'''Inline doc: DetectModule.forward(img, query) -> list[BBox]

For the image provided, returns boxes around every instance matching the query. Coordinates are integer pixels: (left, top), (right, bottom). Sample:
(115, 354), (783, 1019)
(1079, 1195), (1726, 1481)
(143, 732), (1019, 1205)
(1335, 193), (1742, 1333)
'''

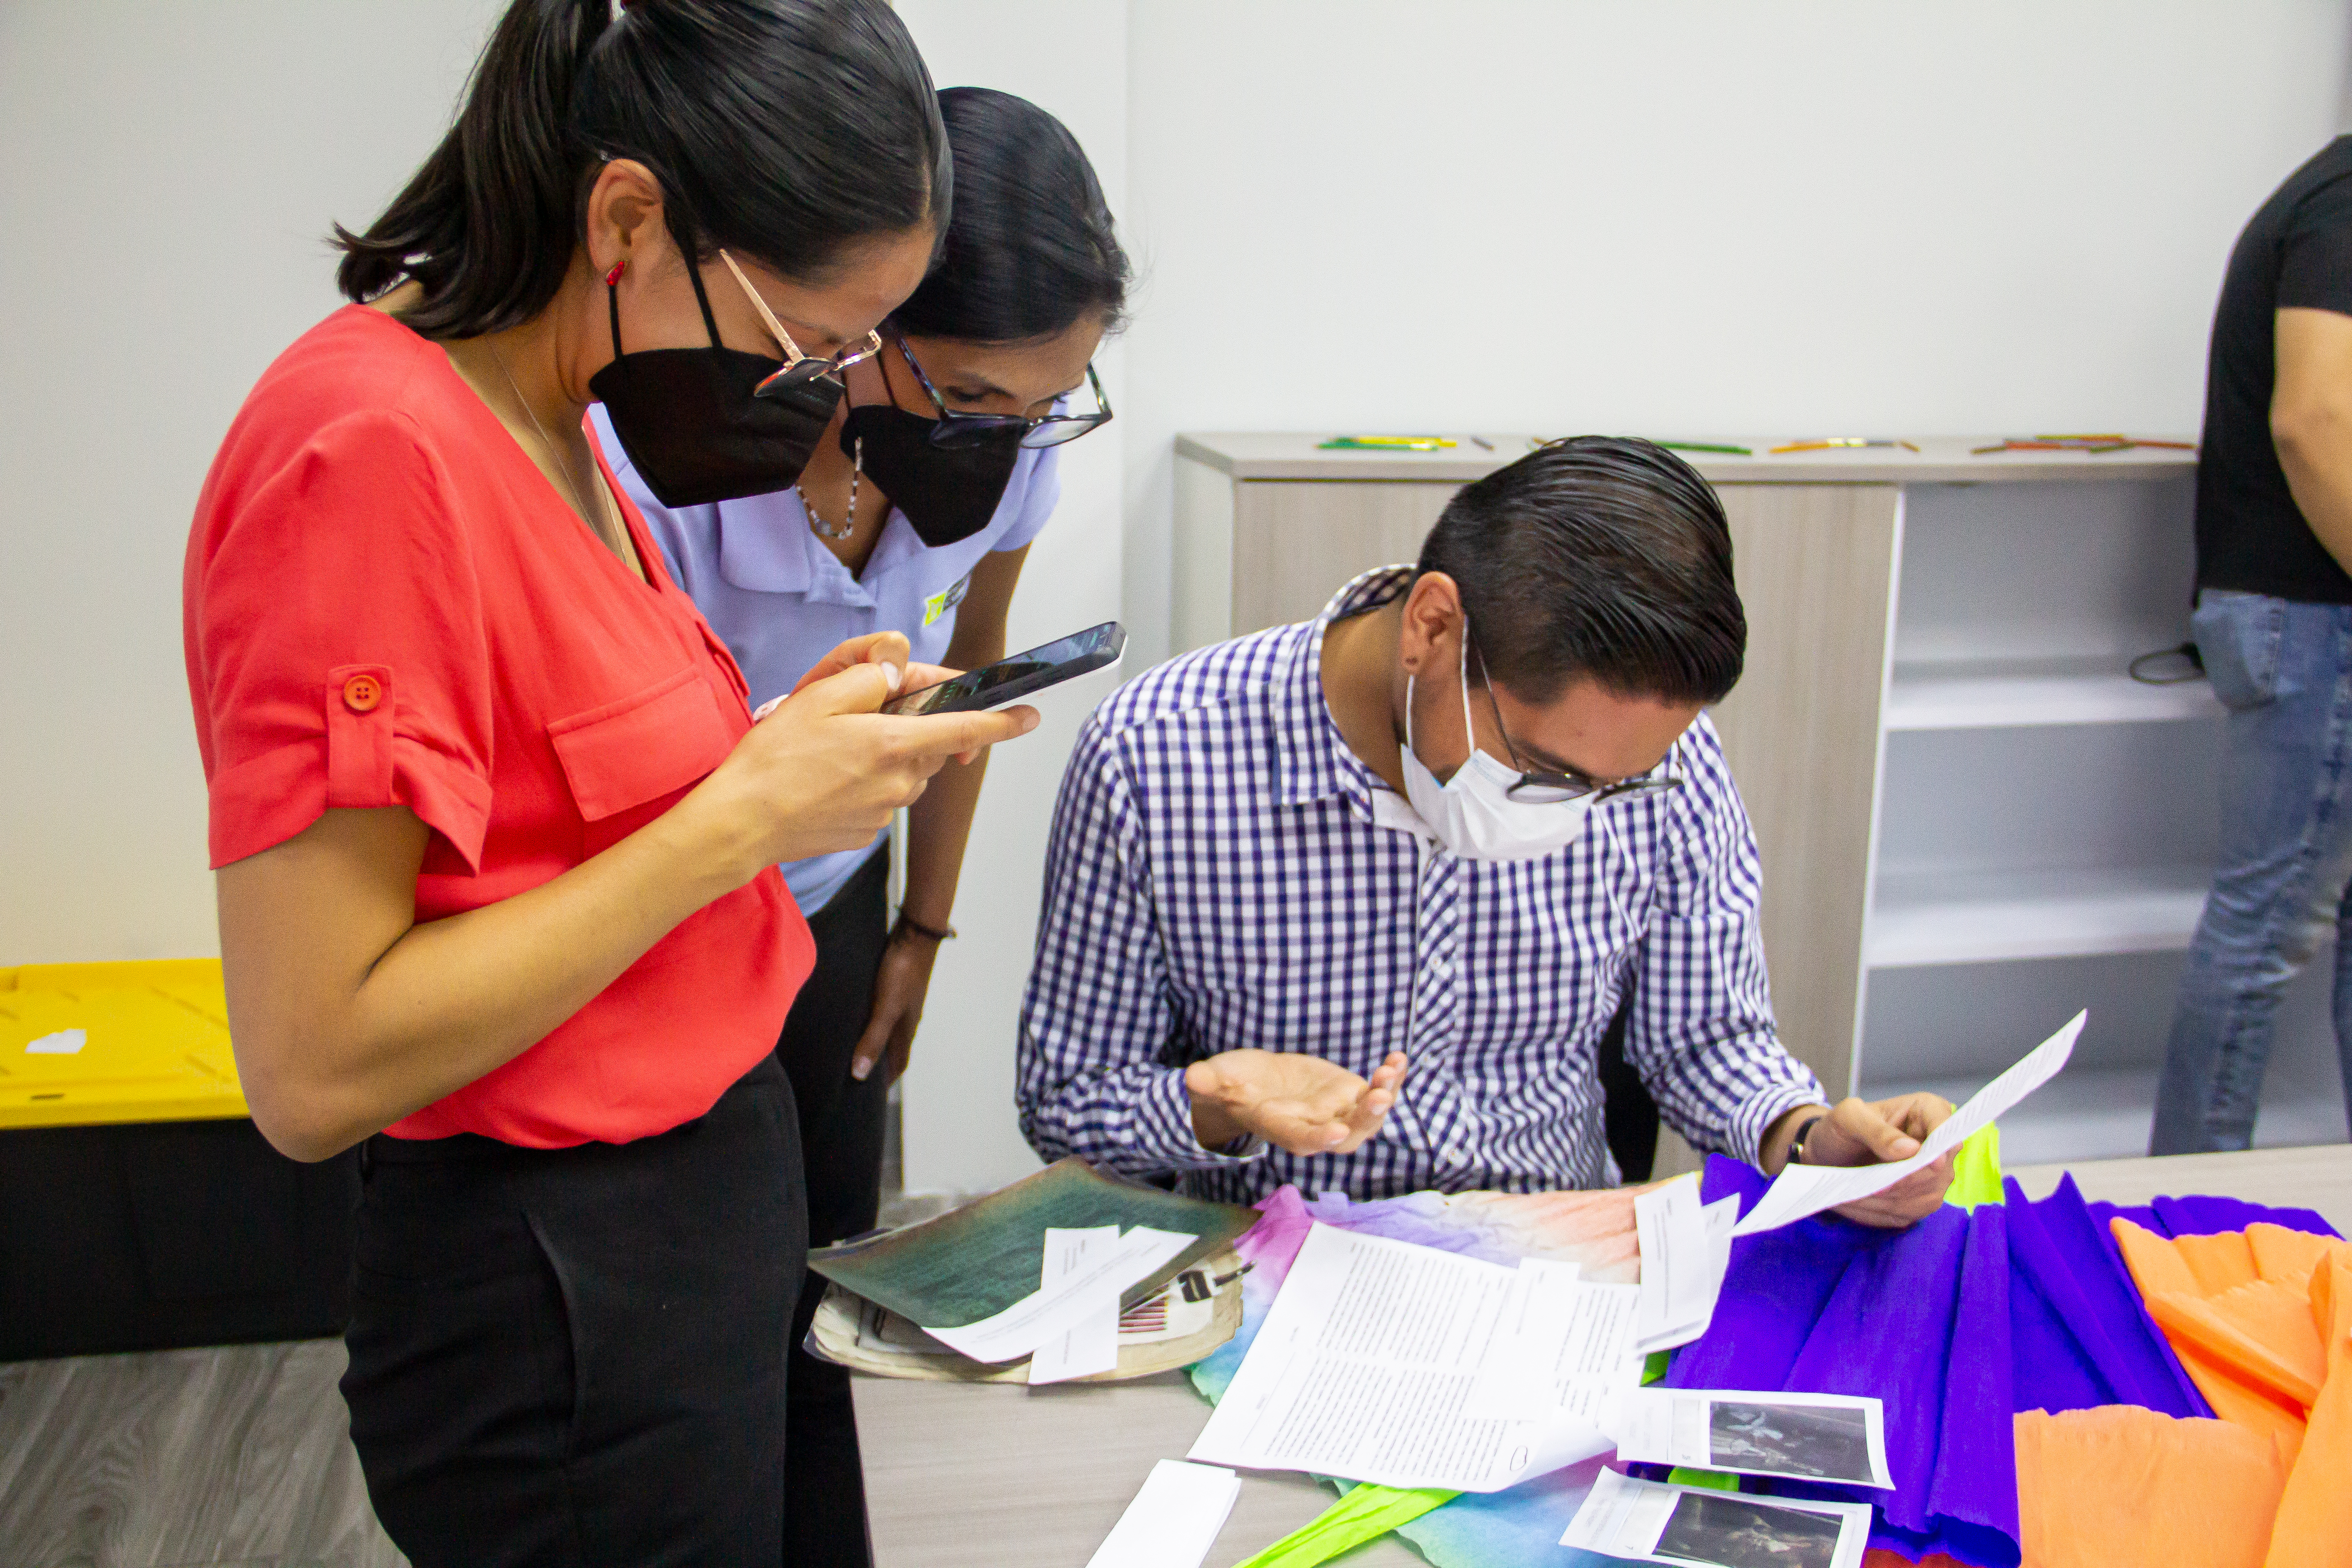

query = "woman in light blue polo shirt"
(591, 86), (1124, 1568)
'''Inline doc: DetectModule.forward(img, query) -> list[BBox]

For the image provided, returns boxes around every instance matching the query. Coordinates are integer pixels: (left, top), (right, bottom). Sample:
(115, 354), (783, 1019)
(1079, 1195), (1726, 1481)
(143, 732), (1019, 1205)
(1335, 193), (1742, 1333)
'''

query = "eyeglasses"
(887, 331), (1113, 450)
(717, 250), (883, 397)
(1469, 637), (1684, 805)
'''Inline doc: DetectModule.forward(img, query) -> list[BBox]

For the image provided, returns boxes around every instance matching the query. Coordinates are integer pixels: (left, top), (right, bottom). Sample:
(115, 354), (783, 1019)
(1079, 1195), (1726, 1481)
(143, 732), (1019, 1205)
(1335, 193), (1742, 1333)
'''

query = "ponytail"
(333, 0), (947, 341)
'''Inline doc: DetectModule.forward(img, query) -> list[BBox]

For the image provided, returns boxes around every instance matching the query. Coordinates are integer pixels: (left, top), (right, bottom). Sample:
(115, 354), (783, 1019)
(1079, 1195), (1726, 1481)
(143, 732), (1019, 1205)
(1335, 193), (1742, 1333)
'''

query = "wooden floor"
(0, 1339), (403, 1568)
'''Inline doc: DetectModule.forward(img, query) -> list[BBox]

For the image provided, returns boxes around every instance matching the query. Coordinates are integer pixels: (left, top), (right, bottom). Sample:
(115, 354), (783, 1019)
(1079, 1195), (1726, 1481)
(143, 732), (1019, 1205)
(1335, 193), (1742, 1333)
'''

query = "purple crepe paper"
(1666, 1156), (2345, 1566)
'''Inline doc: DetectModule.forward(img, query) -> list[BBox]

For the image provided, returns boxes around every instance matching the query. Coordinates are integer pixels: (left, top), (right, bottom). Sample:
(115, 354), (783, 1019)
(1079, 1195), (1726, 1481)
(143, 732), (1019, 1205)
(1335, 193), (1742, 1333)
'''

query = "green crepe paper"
(1225, 1126), (2007, 1567)
(1230, 1483), (1457, 1568)
(1666, 1467), (1740, 1490)
(1947, 1122), (2003, 1210)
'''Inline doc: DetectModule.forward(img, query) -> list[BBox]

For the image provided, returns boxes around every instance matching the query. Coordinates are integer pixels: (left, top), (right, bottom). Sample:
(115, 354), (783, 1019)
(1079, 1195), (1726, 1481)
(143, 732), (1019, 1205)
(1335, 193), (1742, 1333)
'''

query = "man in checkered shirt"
(1019, 438), (1954, 1222)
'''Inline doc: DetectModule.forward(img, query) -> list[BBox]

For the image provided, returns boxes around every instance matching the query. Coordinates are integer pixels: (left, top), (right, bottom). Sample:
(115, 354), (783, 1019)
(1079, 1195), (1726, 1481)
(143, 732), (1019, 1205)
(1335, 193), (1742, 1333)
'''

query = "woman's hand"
(685, 660), (1036, 880)
(850, 931), (940, 1084)
(1185, 1050), (1409, 1157)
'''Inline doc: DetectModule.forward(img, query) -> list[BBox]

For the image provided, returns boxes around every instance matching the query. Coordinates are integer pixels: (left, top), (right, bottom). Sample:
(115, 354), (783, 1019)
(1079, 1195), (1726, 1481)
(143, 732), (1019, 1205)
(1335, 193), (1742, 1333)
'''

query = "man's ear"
(1396, 573), (1462, 677)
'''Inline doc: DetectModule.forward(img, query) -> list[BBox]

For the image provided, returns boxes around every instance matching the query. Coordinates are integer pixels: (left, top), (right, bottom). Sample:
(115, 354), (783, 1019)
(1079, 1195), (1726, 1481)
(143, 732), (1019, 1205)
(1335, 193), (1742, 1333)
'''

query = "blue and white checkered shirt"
(1017, 567), (1826, 1203)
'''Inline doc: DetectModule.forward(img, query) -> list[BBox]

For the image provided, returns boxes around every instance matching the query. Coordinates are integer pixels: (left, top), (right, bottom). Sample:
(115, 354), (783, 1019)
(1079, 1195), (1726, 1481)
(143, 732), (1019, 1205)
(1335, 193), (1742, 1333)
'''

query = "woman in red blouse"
(180, 3), (1030, 1562)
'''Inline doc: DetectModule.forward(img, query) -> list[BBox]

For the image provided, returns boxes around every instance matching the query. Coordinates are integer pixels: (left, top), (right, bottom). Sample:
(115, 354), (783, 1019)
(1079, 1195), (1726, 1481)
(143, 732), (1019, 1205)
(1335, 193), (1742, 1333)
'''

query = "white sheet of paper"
(923, 1225), (1192, 1364)
(1186, 1224), (1617, 1492)
(1635, 1194), (1740, 1355)
(1609, 1387), (1894, 1489)
(1083, 1459), (1241, 1568)
(1732, 1010), (2085, 1238)
(24, 1028), (85, 1055)
(1028, 1225), (1122, 1385)
(1461, 1259), (1642, 1423)
(1561, 1469), (1872, 1568)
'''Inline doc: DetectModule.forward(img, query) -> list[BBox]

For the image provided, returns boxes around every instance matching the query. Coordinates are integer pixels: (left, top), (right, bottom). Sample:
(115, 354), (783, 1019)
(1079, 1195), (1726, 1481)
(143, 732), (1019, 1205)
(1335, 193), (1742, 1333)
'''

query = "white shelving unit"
(1857, 479), (2346, 1158)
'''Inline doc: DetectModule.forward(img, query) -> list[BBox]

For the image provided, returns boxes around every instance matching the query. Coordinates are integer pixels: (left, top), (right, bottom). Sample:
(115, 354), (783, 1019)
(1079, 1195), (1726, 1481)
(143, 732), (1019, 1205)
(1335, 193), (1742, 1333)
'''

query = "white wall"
(889, 2), (1127, 1193)
(0, 0), (505, 965)
(5, 1), (2349, 1194)
(1119, 0), (2352, 663)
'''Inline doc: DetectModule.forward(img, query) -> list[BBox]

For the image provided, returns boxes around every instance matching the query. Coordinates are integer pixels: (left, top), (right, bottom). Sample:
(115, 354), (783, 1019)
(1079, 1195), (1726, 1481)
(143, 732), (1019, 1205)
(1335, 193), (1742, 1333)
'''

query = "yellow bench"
(0, 959), (247, 1129)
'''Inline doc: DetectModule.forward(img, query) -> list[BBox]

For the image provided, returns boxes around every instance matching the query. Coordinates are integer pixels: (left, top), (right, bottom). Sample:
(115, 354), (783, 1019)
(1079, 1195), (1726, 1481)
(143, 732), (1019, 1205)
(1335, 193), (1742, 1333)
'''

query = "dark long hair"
(890, 87), (1128, 344)
(333, 0), (951, 340)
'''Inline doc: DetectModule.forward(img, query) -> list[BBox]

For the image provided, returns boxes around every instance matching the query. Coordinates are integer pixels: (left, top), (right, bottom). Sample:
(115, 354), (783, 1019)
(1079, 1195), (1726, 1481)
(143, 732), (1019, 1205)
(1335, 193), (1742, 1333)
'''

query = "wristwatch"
(1788, 1113), (1828, 1166)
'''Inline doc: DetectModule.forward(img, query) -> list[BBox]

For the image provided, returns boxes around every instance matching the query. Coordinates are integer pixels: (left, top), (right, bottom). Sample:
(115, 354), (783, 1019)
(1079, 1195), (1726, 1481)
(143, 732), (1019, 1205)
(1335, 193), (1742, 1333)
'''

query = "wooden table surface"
(855, 1144), (2352, 1568)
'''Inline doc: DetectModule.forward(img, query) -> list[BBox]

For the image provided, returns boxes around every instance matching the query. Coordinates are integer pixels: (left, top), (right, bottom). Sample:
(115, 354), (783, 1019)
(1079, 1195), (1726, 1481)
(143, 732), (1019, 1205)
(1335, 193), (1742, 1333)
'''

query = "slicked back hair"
(1415, 436), (1746, 706)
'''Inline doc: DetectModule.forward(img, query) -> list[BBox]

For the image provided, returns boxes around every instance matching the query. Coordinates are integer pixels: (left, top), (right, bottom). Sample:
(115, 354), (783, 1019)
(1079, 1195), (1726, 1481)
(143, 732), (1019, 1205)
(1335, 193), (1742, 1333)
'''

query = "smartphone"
(882, 622), (1126, 716)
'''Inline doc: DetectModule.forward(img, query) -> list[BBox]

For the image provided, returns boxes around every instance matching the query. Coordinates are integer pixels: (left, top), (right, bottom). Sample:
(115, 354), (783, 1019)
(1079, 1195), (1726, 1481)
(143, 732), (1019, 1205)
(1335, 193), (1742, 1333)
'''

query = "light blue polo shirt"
(590, 406), (1062, 915)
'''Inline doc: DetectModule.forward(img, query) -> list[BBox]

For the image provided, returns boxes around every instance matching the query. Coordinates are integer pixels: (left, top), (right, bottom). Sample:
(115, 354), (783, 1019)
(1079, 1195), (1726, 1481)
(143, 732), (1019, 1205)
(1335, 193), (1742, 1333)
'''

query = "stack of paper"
(806, 1157), (1256, 1372)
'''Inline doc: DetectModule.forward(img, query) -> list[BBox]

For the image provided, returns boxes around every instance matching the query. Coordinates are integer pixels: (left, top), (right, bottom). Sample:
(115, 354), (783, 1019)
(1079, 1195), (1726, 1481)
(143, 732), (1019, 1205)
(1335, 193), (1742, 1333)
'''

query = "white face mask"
(1398, 630), (1597, 862)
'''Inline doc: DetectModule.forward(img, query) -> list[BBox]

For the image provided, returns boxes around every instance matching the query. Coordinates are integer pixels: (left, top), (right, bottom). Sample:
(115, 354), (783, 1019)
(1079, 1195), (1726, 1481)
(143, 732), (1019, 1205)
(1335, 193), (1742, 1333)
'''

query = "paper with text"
(1083, 1459), (1240, 1568)
(924, 1225), (1191, 1364)
(1461, 1259), (1642, 1423)
(1733, 1011), (2085, 1237)
(1562, 1469), (1872, 1568)
(1028, 1226), (1122, 1385)
(1633, 1180), (1740, 1353)
(1609, 1388), (1893, 1489)
(1186, 1224), (1617, 1491)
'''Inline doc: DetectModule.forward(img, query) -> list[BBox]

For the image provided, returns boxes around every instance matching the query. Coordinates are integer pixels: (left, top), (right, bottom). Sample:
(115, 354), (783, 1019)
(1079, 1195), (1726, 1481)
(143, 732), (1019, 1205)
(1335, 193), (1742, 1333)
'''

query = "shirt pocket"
(548, 666), (738, 856)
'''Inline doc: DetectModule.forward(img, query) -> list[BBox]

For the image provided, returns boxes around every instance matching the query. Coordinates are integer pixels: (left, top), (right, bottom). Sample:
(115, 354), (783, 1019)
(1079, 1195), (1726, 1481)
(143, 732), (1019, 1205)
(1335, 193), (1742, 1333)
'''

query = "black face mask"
(840, 405), (1023, 548)
(587, 263), (840, 508)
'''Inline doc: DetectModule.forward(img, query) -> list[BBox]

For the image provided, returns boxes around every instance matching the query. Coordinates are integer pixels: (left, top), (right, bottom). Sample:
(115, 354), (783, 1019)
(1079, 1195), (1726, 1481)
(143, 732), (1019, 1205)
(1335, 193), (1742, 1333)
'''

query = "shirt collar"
(1273, 564), (1416, 808)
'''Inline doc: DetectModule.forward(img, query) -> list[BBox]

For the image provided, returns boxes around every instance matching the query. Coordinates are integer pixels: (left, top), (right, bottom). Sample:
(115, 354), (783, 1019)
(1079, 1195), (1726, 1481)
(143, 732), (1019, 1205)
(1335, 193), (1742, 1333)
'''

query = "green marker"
(1656, 441), (1754, 456)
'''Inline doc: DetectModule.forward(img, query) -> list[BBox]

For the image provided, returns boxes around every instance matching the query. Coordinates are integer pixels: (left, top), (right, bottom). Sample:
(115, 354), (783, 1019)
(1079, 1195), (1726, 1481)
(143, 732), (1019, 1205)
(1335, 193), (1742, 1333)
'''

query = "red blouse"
(183, 305), (811, 1148)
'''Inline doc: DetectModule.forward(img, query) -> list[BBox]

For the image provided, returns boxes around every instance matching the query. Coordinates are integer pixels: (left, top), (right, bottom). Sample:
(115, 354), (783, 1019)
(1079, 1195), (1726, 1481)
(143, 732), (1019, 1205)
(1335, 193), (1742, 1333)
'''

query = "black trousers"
(341, 1056), (804, 1568)
(778, 847), (893, 1568)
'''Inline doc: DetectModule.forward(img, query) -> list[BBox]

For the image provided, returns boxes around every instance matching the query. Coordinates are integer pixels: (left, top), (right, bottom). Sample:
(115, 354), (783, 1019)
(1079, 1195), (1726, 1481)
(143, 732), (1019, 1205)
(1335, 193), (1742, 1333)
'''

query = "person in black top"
(2153, 136), (2352, 1154)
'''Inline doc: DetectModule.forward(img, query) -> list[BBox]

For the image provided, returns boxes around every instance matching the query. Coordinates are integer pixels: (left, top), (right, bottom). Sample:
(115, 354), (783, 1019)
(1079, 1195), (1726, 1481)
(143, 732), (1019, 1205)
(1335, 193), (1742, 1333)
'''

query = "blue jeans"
(2151, 588), (2352, 1154)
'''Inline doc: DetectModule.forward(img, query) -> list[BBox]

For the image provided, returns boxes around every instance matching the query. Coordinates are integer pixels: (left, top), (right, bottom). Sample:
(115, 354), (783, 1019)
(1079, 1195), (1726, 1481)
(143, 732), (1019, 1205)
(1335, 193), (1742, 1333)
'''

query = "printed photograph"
(1653, 1493), (1844, 1568)
(1709, 1400), (1875, 1483)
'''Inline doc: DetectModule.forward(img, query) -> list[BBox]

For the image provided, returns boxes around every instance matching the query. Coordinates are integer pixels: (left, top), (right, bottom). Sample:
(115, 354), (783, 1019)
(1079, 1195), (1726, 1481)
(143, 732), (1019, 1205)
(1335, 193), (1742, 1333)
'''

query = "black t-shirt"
(2197, 136), (2352, 603)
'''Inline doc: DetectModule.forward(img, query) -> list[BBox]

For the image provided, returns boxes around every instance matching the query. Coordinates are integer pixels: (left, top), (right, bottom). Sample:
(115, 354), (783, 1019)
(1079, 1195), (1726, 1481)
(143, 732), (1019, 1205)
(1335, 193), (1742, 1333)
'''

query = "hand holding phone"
(882, 622), (1126, 716)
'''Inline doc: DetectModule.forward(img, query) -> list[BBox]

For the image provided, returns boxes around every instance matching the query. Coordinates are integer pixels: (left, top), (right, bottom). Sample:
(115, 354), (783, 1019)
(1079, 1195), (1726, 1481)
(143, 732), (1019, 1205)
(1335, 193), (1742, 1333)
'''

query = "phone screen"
(885, 622), (1125, 716)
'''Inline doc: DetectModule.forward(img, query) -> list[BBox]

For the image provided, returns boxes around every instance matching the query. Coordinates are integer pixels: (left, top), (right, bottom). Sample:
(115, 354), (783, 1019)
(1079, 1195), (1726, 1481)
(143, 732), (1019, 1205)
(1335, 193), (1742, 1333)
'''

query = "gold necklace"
(799, 436), (862, 541)
(491, 342), (626, 559)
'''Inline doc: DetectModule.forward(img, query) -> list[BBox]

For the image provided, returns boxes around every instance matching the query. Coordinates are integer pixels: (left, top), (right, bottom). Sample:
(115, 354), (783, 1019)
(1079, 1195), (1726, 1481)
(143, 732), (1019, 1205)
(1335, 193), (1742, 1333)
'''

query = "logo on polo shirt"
(922, 574), (971, 628)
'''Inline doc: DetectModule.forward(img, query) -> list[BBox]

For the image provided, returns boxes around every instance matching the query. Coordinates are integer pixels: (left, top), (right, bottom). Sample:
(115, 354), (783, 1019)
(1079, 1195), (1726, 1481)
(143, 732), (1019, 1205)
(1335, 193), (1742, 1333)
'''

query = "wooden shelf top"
(1175, 432), (2200, 486)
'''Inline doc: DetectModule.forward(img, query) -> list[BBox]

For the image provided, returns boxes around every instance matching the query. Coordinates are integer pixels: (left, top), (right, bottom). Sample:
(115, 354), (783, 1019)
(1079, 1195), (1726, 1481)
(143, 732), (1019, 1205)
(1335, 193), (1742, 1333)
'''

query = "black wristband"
(1788, 1113), (1828, 1166)
(892, 911), (957, 945)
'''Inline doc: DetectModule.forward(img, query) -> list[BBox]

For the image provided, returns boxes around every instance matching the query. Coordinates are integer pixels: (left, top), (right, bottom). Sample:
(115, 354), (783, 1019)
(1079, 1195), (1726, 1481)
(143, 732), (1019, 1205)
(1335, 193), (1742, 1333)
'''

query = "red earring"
(604, 259), (626, 288)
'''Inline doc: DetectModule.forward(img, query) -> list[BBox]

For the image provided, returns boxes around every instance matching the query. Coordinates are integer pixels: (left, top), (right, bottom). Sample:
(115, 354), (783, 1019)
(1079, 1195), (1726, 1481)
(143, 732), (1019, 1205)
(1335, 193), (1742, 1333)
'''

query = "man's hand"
(1763, 1092), (1958, 1229)
(1185, 1050), (1408, 1157)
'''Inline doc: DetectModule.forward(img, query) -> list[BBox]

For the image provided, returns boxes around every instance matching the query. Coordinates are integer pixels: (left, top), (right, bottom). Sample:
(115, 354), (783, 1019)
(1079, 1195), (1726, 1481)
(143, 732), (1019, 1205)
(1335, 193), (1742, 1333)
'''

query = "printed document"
(1186, 1224), (1621, 1491)
(1633, 1178), (1740, 1354)
(1563, 1470), (1872, 1568)
(1733, 1011), (2084, 1237)
(924, 1225), (1191, 1364)
(1028, 1226), (1122, 1385)
(1609, 1387), (1893, 1489)
(1460, 1258), (1642, 1423)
